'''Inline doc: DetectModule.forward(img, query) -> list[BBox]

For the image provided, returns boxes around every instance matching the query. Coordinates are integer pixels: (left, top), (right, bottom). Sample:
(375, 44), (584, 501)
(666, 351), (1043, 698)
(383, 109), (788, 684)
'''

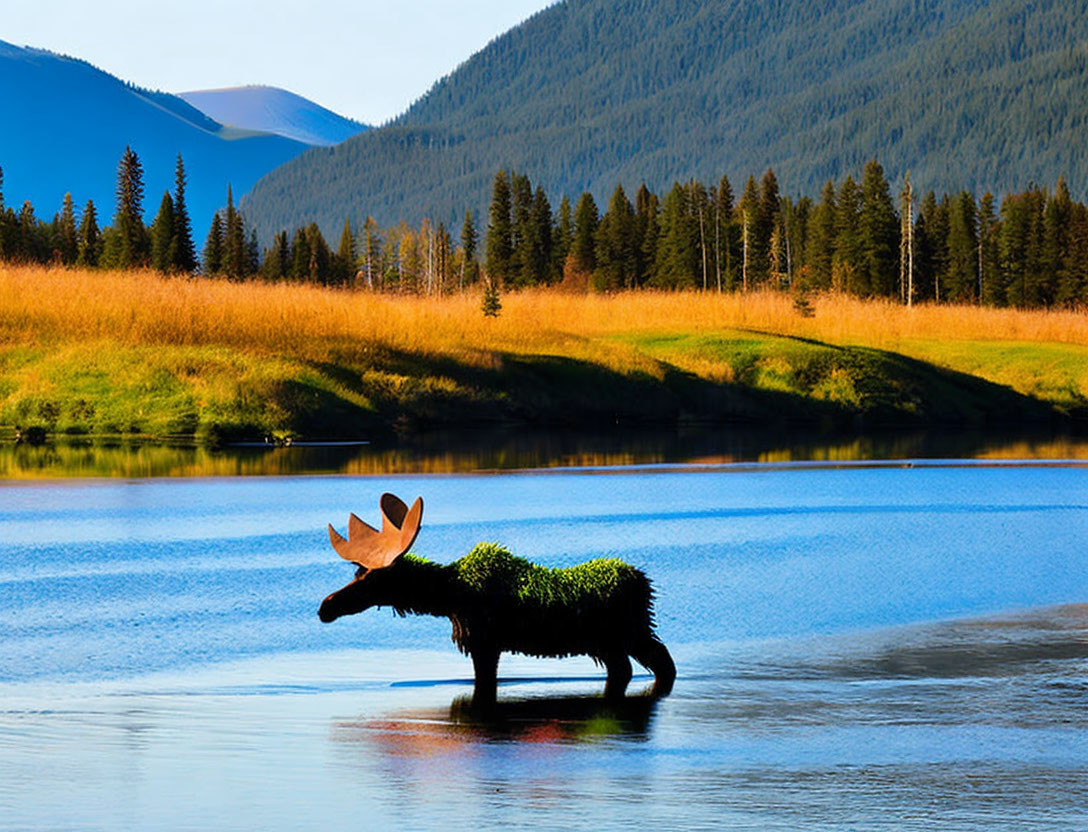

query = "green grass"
(899, 340), (1088, 414)
(447, 544), (639, 607)
(0, 330), (1072, 443)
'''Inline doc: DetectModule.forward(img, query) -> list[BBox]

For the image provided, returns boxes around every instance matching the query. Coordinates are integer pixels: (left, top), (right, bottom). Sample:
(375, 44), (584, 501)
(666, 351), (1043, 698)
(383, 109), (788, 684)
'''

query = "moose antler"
(328, 493), (423, 570)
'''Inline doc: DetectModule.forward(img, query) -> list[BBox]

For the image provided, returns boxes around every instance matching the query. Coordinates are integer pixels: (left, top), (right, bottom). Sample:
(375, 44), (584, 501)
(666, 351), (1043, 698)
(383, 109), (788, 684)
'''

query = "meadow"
(1, 264), (1085, 440)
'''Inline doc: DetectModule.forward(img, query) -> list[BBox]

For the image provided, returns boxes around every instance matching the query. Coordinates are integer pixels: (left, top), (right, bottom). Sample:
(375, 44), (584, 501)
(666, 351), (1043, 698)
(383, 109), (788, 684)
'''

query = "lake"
(2, 460), (1087, 830)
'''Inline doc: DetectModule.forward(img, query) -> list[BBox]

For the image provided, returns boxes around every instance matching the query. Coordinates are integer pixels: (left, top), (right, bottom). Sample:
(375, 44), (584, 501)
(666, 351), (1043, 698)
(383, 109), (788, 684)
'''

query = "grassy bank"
(1, 264), (1084, 441)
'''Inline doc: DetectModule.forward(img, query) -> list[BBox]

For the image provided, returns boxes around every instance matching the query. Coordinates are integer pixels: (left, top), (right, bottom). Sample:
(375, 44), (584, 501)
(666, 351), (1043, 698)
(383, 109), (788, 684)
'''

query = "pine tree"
(737, 175), (761, 290)
(977, 192), (1000, 306)
(77, 199), (100, 268)
(570, 192), (599, 274)
(690, 180), (711, 290)
(16, 200), (43, 263)
(335, 218), (356, 286)
(915, 191), (949, 301)
(1060, 202), (1088, 306)
(57, 193), (78, 265)
(833, 176), (862, 293)
(803, 181), (837, 291)
(554, 195), (573, 276)
(634, 183), (658, 287)
(221, 185), (247, 280)
(998, 189), (1046, 308)
(509, 172), (535, 286)
(246, 229), (260, 276)
(530, 186), (553, 284)
(481, 275), (502, 317)
(945, 191), (978, 303)
(595, 184), (635, 290)
(752, 168), (780, 286)
(713, 175), (736, 291)
(460, 209), (478, 288)
(150, 191), (177, 274)
(171, 154), (196, 273)
(261, 230), (290, 280)
(858, 160), (899, 297)
(203, 212), (224, 275)
(1042, 178), (1073, 306)
(651, 183), (699, 288)
(485, 171), (513, 287)
(113, 146), (148, 268)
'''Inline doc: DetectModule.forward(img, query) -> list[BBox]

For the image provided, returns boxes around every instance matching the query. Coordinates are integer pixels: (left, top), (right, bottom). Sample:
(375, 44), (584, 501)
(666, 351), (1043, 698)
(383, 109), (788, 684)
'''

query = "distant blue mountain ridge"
(179, 86), (366, 147)
(0, 39), (319, 242)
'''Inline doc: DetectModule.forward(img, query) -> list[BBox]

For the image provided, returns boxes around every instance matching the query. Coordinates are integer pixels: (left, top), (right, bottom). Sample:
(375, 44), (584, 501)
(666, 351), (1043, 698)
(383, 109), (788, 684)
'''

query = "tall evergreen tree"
(509, 172), (535, 286)
(803, 181), (837, 290)
(57, 193), (78, 265)
(335, 218), (357, 285)
(635, 184), (659, 287)
(1042, 178), (1073, 306)
(221, 185), (247, 280)
(171, 154), (196, 273)
(833, 176), (863, 293)
(16, 200), (44, 263)
(203, 212), (224, 275)
(977, 192), (1000, 306)
(530, 186), (554, 284)
(261, 230), (291, 280)
(112, 145), (148, 268)
(752, 168), (780, 286)
(77, 199), (100, 267)
(858, 160), (899, 297)
(1059, 202), (1088, 306)
(485, 170), (513, 286)
(713, 175), (736, 291)
(651, 183), (699, 288)
(737, 175), (761, 290)
(945, 191), (978, 303)
(554, 195), (574, 276)
(460, 209), (478, 288)
(915, 191), (949, 301)
(595, 184), (636, 290)
(570, 192), (599, 274)
(150, 191), (177, 274)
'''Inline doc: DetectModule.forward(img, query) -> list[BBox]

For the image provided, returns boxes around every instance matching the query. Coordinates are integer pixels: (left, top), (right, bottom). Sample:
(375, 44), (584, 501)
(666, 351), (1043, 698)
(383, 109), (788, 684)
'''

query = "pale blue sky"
(3, 0), (557, 124)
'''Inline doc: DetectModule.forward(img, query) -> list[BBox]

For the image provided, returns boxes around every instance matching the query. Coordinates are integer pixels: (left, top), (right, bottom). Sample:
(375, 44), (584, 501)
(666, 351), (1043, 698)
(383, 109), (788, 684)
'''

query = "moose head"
(317, 492), (423, 623)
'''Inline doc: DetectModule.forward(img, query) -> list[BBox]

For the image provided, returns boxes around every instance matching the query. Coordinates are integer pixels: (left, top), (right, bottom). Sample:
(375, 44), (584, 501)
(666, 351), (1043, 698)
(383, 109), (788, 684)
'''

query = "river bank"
(2, 265), (1085, 443)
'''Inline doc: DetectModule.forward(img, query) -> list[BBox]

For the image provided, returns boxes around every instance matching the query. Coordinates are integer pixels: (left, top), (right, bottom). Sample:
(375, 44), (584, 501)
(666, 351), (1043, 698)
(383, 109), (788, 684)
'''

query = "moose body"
(317, 496), (675, 704)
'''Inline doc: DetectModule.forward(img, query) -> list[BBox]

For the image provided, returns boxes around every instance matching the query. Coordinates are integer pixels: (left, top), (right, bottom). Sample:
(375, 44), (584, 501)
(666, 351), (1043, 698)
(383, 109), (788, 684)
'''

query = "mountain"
(178, 86), (366, 147)
(0, 40), (308, 240)
(241, 0), (1088, 242)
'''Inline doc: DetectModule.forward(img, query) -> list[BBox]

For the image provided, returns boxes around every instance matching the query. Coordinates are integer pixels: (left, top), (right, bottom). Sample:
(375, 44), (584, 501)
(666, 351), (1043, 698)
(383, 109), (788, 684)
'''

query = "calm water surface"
(2, 464), (1088, 830)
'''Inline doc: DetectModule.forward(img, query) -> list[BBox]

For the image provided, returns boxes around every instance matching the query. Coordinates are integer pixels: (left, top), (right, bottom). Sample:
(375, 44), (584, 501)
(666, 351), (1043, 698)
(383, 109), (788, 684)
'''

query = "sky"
(1, 0), (557, 124)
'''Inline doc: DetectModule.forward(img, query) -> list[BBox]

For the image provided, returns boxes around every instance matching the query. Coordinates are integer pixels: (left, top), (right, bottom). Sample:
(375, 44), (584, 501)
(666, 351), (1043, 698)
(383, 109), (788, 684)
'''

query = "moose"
(318, 493), (676, 704)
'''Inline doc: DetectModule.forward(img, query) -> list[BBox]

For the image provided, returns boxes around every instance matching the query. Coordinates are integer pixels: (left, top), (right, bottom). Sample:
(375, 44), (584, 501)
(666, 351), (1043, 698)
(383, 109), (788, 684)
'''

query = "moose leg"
(603, 653), (633, 700)
(631, 638), (676, 698)
(470, 647), (500, 706)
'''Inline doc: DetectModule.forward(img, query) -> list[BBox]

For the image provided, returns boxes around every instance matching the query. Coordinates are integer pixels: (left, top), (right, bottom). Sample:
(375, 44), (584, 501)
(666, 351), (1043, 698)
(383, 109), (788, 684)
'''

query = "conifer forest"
(3, 151), (1088, 312)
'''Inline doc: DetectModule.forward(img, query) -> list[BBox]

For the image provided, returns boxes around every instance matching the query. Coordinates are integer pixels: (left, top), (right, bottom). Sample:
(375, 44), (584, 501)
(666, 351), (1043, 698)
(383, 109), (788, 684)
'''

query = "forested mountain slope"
(241, 0), (1088, 240)
(0, 41), (307, 237)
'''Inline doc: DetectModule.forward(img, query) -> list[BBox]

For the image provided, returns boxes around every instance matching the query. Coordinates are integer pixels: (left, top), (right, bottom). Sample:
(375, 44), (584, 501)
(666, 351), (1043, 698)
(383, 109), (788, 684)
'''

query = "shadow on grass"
(288, 335), (1061, 438)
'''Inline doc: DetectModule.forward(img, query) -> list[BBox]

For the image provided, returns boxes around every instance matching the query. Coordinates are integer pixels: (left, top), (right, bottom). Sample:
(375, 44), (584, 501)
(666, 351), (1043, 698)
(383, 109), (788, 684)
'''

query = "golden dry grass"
(4, 263), (1088, 359)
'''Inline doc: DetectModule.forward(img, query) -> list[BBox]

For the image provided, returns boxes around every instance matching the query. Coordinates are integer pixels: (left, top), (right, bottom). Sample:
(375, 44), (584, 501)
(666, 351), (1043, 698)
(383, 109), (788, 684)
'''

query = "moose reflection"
(318, 493), (676, 705)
